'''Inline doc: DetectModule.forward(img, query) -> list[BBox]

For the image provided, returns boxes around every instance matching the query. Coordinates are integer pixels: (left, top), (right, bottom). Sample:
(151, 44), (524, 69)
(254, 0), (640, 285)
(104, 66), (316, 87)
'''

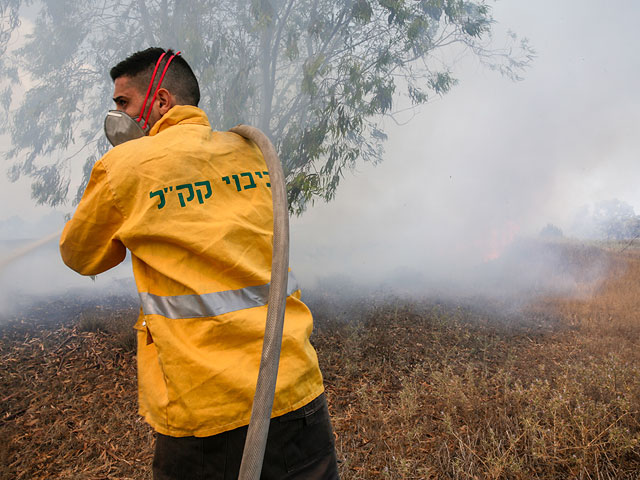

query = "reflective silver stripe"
(139, 271), (299, 319)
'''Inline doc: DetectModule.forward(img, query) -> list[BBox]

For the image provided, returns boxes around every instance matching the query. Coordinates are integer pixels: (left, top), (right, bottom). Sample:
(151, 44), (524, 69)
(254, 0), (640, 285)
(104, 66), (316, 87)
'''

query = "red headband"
(137, 51), (182, 129)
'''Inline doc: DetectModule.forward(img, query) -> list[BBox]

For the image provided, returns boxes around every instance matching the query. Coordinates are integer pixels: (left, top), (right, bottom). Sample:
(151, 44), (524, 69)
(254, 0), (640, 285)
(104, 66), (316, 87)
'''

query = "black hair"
(110, 47), (200, 106)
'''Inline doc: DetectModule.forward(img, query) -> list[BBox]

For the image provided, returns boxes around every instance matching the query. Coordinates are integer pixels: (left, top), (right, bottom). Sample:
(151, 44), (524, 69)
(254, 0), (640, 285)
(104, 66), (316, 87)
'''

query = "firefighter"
(60, 47), (339, 479)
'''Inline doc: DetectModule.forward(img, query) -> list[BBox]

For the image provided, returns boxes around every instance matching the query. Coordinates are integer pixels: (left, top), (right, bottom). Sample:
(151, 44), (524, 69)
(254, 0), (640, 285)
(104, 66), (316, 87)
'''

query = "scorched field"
(1, 241), (639, 479)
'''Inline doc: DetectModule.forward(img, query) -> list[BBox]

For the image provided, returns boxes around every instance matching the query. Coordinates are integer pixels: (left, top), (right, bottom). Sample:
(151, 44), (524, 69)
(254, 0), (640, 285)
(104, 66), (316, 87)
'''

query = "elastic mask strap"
(142, 51), (182, 129)
(137, 52), (167, 124)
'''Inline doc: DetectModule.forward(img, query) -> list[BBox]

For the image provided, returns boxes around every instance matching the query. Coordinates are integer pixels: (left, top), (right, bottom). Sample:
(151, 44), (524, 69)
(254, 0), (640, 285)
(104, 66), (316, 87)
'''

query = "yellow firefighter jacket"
(60, 105), (325, 437)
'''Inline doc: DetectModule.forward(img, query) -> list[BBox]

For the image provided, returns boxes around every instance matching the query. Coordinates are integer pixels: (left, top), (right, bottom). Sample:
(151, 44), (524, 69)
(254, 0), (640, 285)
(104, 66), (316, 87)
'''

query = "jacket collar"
(148, 105), (210, 136)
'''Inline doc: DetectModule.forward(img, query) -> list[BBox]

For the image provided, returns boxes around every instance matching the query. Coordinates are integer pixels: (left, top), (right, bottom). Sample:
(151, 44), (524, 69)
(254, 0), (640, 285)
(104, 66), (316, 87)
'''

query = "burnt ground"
(2, 242), (640, 479)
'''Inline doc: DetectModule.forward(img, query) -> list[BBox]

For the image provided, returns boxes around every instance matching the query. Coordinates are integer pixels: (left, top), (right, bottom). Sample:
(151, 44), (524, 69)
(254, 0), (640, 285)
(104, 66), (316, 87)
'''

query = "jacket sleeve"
(60, 159), (127, 276)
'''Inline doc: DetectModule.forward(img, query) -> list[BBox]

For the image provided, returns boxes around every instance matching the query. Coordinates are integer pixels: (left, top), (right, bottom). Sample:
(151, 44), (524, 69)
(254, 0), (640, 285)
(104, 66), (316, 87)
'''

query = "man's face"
(112, 76), (145, 119)
(112, 75), (162, 130)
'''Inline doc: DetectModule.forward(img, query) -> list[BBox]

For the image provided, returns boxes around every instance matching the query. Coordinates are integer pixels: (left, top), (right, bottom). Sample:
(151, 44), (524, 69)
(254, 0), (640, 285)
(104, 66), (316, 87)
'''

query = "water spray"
(0, 230), (63, 271)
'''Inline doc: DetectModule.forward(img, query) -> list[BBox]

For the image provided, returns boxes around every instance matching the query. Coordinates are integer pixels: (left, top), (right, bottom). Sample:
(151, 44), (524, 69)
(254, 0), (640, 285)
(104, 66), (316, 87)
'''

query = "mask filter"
(104, 110), (148, 147)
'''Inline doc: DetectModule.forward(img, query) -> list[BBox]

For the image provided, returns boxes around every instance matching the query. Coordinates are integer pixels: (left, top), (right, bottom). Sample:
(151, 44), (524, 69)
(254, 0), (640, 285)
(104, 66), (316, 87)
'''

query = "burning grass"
(1, 242), (640, 479)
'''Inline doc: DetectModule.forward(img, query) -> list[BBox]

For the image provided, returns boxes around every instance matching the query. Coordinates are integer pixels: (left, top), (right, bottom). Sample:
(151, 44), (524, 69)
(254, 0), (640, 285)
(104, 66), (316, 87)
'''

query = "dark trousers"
(153, 394), (339, 479)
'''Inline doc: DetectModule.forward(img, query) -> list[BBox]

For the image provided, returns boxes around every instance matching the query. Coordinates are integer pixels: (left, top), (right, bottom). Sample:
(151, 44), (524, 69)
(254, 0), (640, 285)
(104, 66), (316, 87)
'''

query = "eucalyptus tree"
(1, 0), (533, 213)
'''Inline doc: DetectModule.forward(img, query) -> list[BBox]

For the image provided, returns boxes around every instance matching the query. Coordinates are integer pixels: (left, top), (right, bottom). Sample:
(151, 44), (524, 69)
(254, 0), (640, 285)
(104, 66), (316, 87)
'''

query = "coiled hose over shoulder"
(229, 125), (290, 480)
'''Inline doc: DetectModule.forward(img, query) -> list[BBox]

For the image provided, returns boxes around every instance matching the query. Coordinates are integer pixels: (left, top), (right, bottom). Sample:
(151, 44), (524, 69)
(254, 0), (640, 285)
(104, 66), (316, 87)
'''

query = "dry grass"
(315, 242), (640, 479)
(317, 307), (640, 479)
(0, 303), (151, 480)
(1, 242), (640, 479)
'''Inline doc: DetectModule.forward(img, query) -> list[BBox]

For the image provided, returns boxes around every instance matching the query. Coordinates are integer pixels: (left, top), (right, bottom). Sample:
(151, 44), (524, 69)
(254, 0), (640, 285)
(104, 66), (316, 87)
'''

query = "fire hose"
(0, 126), (289, 479)
(231, 125), (289, 480)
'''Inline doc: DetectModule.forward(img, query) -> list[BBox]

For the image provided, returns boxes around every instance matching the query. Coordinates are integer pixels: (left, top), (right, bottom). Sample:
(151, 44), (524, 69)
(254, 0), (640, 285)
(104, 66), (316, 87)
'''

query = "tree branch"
(136, 0), (157, 45)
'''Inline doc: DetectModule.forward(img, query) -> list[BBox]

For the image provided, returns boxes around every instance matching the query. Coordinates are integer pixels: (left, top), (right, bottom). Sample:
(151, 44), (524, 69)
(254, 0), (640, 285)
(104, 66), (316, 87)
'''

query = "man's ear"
(156, 88), (175, 115)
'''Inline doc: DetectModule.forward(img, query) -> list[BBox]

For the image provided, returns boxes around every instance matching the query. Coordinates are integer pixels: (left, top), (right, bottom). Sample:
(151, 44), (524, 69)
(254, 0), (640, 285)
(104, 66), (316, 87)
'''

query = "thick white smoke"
(1, 0), (639, 320)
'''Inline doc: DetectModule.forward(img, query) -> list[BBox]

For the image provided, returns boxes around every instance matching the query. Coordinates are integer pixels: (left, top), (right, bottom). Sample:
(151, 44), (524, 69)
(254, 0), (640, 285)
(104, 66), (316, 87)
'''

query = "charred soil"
(1, 242), (640, 479)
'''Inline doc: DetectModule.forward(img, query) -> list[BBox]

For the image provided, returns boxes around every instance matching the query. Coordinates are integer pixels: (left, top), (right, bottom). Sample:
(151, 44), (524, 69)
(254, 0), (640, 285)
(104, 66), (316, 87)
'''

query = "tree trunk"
(258, 19), (275, 135)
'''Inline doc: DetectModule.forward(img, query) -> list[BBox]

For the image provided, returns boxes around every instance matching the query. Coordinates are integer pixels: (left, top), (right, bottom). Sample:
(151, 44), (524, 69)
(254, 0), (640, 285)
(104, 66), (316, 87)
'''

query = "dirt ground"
(1, 241), (639, 479)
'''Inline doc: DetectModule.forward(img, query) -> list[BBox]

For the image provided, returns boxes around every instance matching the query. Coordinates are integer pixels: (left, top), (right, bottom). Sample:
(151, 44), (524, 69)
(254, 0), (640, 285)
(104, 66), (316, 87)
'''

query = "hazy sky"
(1, 0), (639, 289)
(291, 0), (640, 280)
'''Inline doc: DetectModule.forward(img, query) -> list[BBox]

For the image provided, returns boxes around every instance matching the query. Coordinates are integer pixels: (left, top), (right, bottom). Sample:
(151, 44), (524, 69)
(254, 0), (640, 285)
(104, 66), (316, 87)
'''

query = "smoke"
(2, 0), (639, 321)
(288, 0), (639, 307)
(0, 216), (136, 323)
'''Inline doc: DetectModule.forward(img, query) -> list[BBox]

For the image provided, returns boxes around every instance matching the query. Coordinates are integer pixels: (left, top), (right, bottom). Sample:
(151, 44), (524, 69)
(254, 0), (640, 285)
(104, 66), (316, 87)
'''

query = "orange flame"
(484, 221), (519, 262)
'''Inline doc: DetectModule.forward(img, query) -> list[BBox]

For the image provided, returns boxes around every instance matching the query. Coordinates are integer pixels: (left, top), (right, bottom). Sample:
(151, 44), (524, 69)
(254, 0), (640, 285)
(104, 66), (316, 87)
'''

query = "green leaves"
(371, 80), (395, 114)
(378, 0), (409, 25)
(352, 0), (373, 24)
(30, 164), (69, 207)
(0, 0), (533, 214)
(429, 72), (458, 95)
(408, 84), (428, 105)
(302, 54), (326, 96)
(460, 2), (491, 37)
(407, 16), (428, 41)
(420, 0), (443, 21)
